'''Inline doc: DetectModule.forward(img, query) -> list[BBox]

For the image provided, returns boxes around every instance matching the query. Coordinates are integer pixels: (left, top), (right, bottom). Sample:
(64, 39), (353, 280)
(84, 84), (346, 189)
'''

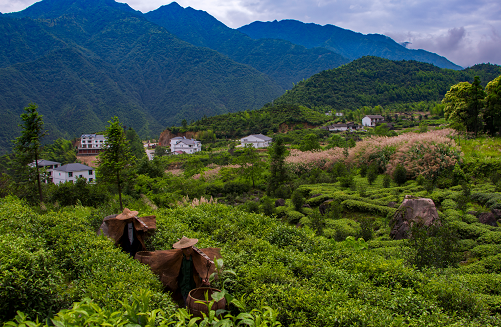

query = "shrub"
(367, 163), (378, 185)
(382, 174), (391, 188)
(338, 174), (355, 188)
(291, 189), (305, 211)
(324, 218), (361, 241)
(393, 164), (407, 185)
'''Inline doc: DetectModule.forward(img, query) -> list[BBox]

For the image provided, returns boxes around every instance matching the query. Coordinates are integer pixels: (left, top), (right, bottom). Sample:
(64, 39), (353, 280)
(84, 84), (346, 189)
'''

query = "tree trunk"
(34, 148), (43, 203)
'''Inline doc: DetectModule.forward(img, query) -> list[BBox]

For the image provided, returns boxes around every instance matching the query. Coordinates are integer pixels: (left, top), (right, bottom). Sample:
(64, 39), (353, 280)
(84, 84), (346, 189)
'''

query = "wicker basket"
(187, 287), (226, 318)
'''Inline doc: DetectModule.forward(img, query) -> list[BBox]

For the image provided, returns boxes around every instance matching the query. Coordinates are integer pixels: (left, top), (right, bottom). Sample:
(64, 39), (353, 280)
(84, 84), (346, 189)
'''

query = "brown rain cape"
(99, 214), (157, 251)
(135, 248), (221, 294)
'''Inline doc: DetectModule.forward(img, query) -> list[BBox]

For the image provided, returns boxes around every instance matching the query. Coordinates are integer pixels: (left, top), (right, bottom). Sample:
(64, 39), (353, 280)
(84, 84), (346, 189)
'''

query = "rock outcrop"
(390, 196), (440, 240)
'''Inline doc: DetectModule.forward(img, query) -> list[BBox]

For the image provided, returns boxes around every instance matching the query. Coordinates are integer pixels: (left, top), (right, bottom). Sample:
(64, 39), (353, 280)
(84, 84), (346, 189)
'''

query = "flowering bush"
(346, 129), (460, 179)
(285, 148), (344, 174)
(386, 130), (461, 179)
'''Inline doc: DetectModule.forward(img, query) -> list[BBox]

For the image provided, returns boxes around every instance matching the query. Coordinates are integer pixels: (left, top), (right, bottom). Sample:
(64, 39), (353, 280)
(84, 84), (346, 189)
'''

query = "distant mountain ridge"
(144, 3), (349, 90)
(0, 0), (283, 154)
(0, 0), (469, 155)
(238, 19), (462, 70)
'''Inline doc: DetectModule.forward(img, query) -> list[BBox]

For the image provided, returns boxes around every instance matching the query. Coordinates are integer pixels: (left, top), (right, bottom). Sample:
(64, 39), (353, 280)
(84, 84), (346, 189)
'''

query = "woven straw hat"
(173, 236), (198, 249)
(116, 208), (139, 220)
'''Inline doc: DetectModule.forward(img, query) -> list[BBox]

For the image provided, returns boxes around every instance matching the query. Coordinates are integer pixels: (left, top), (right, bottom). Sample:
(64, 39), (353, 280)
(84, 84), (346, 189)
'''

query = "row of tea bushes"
(147, 203), (501, 326)
(0, 196), (173, 322)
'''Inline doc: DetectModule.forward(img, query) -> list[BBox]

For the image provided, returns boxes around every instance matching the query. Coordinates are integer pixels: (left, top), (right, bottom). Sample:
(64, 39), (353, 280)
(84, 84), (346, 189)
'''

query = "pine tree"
(96, 117), (135, 211)
(12, 103), (47, 203)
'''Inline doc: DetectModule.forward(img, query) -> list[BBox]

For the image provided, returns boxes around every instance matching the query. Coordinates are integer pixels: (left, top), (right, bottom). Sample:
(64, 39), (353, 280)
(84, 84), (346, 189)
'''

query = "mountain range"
(0, 0), (470, 154)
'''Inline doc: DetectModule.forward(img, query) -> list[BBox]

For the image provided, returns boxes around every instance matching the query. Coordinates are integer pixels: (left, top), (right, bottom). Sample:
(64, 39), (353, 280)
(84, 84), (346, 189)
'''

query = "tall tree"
(442, 77), (485, 136)
(468, 76), (485, 136)
(267, 137), (288, 196)
(484, 75), (501, 136)
(236, 144), (266, 188)
(12, 103), (47, 203)
(126, 127), (146, 160)
(97, 117), (135, 211)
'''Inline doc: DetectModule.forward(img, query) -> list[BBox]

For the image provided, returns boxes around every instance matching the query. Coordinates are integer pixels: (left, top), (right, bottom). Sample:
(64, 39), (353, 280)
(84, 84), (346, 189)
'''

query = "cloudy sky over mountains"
(2, 0), (500, 68)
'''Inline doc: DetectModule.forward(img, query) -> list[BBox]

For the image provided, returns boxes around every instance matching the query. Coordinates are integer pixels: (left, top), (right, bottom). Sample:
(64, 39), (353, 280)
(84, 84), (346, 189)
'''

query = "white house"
(325, 122), (359, 132)
(30, 159), (61, 184)
(52, 163), (95, 184)
(170, 136), (202, 154)
(240, 134), (273, 148)
(362, 115), (385, 127)
(78, 134), (106, 155)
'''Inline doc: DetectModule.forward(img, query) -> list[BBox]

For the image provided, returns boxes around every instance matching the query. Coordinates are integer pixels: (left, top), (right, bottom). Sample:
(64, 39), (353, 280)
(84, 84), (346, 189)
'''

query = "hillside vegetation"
(274, 57), (501, 111)
(238, 19), (462, 69)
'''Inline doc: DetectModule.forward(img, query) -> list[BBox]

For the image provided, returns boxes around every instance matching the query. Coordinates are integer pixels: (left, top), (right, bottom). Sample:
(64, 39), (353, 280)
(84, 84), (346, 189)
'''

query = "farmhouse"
(30, 159), (61, 184)
(323, 122), (360, 132)
(78, 134), (106, 155)
(362, 115), (385, 127)
(170, 136), (202, 154)
(52, 163), (95, 184)
(240, 134), (273, 148)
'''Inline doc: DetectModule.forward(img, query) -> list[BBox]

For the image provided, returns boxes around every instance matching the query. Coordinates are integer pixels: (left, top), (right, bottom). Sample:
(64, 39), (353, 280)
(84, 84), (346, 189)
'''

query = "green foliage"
(267, 138), (288, 196)
(405, 220), (461, 268)
(382, 174), (391, 188)
(96, 117), (135, 211)
(392, 164), (407, 186)
(299, 133), (321, 151)
(366, 162), (378, 185)
(41, 138), (76, 165)
(126, 127), (146, 160)
(324, 218), (361, 241)
(274, 57), (501, 112)
(11, 103), (47, 203)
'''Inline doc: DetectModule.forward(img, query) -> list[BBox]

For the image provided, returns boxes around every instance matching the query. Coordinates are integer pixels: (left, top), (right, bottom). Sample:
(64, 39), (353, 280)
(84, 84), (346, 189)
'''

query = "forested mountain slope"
(238, 19), (462, 70)
(0, 0), (283, 154)
(274, 57), (501, 110)
(144, 3), (349, 90)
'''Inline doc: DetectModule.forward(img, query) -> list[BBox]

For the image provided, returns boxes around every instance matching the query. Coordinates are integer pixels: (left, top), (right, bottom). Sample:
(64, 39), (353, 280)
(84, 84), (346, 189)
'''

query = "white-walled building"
(30, 160), (61, 184)
(170, 136), (202, 154)
(362, 115), (385, 127)
(78, 134), (106, 155)
(324, 122), (359, 132)
(52, 163), (95, 184)
(240, 134), (273, 148)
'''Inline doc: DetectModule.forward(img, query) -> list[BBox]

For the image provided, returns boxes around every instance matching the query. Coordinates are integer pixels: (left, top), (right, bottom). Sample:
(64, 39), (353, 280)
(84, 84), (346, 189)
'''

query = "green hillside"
(0, 0), (283, 154)
(274, 57), (501, 110)
(145, 3), (349, 90)
(186, 104), (330, 138)
(238, 19), (462, 70)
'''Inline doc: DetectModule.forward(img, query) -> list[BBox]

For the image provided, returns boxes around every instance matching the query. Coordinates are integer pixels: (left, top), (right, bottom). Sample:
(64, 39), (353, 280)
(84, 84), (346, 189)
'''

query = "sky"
(1, 0), (500, 68)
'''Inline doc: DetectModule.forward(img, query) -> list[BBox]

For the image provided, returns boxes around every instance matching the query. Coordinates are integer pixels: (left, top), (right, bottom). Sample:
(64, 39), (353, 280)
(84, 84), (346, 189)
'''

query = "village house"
(240, 134), (273, 148)
(30, 159), (61, 184)
(52, 163), (95, 184)
(170, 136), (202, 154)
(78, 134), (106, 155)
(323, 122), (360, 132)
(362, 115), (385, 127)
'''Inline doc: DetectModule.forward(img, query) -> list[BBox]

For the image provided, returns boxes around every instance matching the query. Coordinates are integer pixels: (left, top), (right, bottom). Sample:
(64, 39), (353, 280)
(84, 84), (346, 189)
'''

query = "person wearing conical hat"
(100, 208), (156, 258)
(173, 236), (201, 306)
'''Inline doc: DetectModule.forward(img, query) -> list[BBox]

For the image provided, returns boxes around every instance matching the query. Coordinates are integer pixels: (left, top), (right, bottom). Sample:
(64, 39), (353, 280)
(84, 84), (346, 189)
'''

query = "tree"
(443, 77), (485, 136)
(267, 138), (288, 196)
(483, 75), (501, 136)
(42, 138), (76, 165)
(126, 127), (146, 160)
(96, 117), (135, 211)
(12, 103), (47, 203)
(236, 144), (265, 188)
(299, 133), (321, 151)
